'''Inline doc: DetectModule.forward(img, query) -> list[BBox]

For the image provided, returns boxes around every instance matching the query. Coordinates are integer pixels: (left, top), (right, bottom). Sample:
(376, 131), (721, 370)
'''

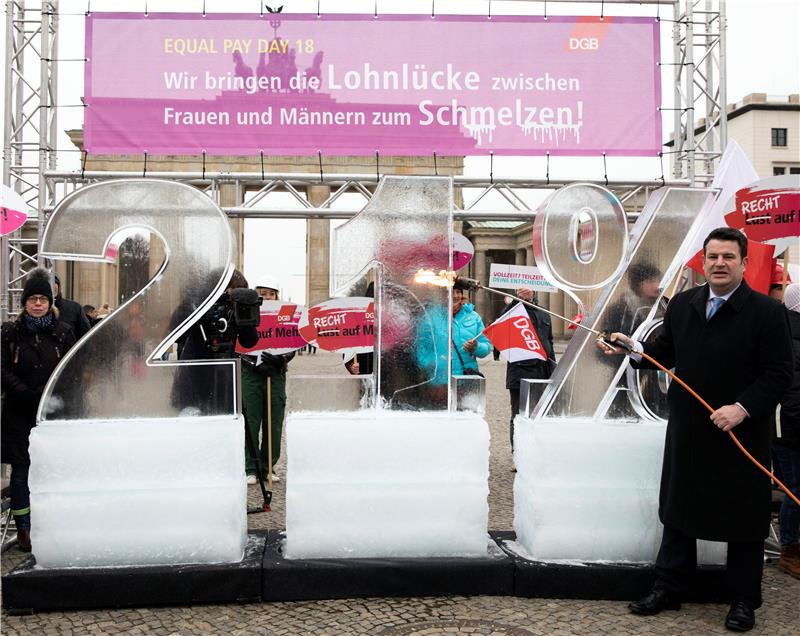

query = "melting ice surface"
(513, 416), (726, 564)
(284, 410), (490, 559)
(28, 417), (247, 568)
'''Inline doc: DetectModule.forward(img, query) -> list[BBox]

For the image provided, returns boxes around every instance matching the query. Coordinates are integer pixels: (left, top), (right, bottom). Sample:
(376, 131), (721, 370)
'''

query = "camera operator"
(171, 269), (260, 416)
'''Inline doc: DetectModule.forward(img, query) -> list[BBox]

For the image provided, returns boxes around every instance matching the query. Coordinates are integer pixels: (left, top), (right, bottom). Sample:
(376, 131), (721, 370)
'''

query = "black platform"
(3, 530), (730, 612)
(2, 533), (266, 615)
(491, 531), (728, 603)
(262, 529), (515, 601)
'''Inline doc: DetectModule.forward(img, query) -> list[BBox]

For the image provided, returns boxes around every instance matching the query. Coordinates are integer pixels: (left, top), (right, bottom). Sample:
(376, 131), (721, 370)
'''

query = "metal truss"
(3, 0), (722, 319)
(671, 0), (727, 185)
(42, 171), (690, 222)
(2, 0), (58, 320)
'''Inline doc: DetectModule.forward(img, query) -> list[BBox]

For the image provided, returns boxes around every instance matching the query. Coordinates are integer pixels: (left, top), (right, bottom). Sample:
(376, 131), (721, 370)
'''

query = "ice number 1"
(331, 176), (454, 410)
(37, 179), (239, 422)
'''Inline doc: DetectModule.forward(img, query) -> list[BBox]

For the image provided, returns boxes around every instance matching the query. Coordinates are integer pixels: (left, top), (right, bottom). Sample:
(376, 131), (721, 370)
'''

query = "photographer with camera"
(241, 275), (294, 485)
(171, 269), (260, 416)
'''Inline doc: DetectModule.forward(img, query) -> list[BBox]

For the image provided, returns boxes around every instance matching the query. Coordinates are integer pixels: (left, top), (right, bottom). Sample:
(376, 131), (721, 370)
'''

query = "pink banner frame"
(85, 13), (661, 157)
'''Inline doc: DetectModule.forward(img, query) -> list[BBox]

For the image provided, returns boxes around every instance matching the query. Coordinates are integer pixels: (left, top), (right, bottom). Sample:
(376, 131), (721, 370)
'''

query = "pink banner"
(85, 13), (661, 157)
(298, 297), (375, 352)
(236, 301), (306, 355)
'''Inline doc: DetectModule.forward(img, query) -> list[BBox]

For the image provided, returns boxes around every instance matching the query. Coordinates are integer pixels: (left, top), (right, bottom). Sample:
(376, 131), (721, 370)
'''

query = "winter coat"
(55, 294), (91, 340)
(1, 314), (76, 464)
(416, 303), (492, 386)
(635, 282), (793, 542)
(777, 309), (800, 449)
(501, 301), (557, 390)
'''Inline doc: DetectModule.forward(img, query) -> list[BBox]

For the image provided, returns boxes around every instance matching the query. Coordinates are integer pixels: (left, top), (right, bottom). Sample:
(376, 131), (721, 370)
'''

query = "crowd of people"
(1, 228), (798, 632)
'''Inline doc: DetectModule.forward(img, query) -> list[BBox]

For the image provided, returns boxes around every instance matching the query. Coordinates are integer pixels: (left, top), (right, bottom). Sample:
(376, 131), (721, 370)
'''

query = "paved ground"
(3, 350), (799, 635)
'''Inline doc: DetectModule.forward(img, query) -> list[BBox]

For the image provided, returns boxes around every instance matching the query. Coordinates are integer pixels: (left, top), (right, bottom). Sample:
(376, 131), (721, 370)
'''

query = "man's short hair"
(83, 304), (96, 313)
(703, 227), (748, 258)
(628, 262), (661, 293)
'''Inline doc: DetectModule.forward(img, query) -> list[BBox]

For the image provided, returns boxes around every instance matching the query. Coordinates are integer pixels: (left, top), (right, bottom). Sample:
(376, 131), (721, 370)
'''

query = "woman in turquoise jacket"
(416, 281), (492, 387)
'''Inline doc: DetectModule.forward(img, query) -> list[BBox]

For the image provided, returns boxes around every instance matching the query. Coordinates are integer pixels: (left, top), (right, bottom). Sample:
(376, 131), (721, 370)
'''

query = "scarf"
(22, 312), (55, 334)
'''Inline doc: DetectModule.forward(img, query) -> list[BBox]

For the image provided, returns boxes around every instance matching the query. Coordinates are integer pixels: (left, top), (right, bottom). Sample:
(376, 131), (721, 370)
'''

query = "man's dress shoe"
(725, 600), (755, 632)
(629, 589), (681, 615)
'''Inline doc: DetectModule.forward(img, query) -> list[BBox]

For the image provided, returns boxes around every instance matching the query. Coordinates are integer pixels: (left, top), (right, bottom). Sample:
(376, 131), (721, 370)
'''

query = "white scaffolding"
(2, 0), (727, 320)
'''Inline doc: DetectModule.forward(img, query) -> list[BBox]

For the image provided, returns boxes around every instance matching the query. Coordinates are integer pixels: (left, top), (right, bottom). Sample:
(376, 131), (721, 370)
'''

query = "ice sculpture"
(514, 185), (727, 564)
(286, 177), (490, 559)
(29, 180), (247, 568)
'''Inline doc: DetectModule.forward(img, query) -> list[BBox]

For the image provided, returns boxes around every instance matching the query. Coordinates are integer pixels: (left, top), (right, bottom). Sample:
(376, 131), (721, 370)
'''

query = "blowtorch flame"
(413, 269), (456, 287)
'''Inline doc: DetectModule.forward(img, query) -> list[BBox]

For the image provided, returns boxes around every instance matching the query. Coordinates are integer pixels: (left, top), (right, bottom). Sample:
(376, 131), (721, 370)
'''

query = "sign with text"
(724, 176), (800, 252)
(298, 296), (375, 352)
(489, 263), (557, 293)
(85, 13), (660, 156)
(236, 300), (306, 355)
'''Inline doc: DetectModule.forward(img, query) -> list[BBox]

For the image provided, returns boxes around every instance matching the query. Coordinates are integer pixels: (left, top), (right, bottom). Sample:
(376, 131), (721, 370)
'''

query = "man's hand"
(710, 404), (747, 432)
(463, 337), (478, 353)
(517, 288), (534, 302)
(596, 332), (633, 356)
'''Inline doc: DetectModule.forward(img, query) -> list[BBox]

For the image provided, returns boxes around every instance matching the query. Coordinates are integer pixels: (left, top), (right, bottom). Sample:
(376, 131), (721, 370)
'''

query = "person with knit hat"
(1, 268), (76, 553)
(775, 282), (800, 579)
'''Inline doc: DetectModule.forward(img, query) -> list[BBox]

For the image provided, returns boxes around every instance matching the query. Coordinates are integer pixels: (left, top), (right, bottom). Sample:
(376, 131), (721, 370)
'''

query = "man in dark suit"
(600, 227), (793, 632)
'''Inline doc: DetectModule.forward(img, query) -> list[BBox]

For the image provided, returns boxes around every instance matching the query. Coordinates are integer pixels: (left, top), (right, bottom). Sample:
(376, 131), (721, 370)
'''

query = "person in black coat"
(171, 269), (259, 415)
(775, 283), (800, 579)
(52, 274), (90, 340)
(601, 228), (793, 632)
(1, 269), (76, 552)
(502, 288), (556, 450)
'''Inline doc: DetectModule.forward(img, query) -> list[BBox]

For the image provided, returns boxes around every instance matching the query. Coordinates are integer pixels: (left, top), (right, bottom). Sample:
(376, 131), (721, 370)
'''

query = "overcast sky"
(2, 0), (798, 303)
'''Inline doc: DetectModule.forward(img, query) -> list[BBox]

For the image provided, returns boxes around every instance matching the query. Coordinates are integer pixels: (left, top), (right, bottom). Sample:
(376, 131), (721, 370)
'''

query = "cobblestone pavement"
(3, 350), (799, 635)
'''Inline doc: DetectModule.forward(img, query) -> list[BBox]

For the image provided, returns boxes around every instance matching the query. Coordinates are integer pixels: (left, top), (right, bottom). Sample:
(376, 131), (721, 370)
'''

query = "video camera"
(198, 288), (262, 355)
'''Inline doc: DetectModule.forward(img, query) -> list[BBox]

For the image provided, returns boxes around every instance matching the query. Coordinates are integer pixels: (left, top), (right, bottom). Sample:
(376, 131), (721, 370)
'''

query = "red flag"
(483, 304), (548, 363)
(567, 313), (583, 330)
(743, 240), (776, 295)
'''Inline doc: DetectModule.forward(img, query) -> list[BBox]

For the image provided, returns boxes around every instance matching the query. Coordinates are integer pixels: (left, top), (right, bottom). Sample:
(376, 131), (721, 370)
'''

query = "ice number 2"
(531, 184), (716, 421)
(37, 179), (238, 422)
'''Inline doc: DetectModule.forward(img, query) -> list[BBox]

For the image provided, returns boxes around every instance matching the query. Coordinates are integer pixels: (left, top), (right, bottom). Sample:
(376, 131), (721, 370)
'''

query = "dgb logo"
(569, 37), (600, 51)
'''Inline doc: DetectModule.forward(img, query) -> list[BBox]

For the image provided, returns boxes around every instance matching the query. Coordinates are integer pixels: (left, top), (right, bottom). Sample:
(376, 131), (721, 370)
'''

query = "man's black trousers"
(654, 524), (764, 607)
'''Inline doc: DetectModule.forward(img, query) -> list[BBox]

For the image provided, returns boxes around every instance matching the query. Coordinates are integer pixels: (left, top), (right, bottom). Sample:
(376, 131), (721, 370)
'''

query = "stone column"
(218, 183), (244, 270)
(306, 185), (332, 307)
(515, 249), (526, 266)
(473, 249), (489, 320)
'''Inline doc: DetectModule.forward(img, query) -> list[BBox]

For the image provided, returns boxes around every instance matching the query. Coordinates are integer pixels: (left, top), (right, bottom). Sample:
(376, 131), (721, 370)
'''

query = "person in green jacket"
(242, 275), (293, 485)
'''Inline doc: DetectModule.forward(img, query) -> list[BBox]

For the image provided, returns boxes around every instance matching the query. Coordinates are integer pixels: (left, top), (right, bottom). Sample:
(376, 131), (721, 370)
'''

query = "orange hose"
(638, 350), (800, 508)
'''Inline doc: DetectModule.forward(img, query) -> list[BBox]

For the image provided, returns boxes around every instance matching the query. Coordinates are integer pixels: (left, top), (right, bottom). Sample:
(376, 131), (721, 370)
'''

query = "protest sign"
(298, 296), (375, 352)
(489, 263), (556, 292)
(236, 300), (306, 355)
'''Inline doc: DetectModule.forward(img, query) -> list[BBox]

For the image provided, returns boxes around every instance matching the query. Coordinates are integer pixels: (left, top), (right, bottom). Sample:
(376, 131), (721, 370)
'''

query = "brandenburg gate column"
(473, 248), (489, 322)
(219, 183), (245, 270)
(306, 185), (332, 307)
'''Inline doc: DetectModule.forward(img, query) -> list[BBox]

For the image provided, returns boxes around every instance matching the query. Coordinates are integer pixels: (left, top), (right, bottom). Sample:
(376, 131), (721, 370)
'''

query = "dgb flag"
(483, 304), (548, 364)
